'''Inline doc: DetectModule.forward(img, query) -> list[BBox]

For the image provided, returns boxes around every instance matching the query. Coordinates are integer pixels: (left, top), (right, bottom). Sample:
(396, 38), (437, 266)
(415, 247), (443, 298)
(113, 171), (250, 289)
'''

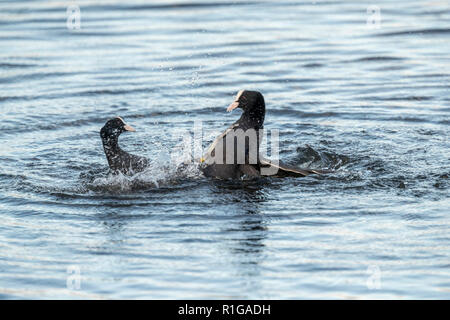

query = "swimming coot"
(100, 117), (149, 175)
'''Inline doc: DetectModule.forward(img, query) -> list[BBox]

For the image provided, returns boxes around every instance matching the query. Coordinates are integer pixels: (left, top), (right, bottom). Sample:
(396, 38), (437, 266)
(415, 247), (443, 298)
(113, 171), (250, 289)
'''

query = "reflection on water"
(213, 181), (269, 297)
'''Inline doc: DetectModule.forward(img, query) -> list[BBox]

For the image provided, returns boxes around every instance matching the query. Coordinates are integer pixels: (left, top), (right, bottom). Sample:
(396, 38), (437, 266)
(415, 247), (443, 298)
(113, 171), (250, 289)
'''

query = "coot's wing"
(202, 122), (239, 164)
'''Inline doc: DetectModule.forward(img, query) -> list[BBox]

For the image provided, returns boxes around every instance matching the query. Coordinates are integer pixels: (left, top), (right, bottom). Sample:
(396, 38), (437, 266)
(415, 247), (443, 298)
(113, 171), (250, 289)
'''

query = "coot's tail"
(259, 157), (332, 177)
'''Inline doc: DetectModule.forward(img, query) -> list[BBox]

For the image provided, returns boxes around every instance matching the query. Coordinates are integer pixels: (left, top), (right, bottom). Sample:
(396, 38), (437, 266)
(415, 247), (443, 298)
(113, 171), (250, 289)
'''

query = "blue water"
(0, 0), (449, 299)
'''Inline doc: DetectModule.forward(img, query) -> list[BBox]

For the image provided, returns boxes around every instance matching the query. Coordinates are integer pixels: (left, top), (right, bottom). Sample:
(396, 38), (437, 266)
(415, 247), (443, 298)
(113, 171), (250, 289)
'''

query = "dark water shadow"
(208, 179), (270, 293)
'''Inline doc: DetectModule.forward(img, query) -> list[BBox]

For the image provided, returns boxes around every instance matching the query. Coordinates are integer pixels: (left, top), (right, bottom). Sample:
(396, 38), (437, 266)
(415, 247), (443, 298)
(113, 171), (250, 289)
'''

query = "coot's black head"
(227, 90), (265, 128)
(100, 117), (135, 141)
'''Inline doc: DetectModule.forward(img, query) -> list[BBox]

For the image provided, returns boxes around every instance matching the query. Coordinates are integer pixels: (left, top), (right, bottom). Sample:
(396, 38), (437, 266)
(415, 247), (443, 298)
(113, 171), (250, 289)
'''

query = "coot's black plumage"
(200, 90), (326, 179)
(100, 117), (149, 175)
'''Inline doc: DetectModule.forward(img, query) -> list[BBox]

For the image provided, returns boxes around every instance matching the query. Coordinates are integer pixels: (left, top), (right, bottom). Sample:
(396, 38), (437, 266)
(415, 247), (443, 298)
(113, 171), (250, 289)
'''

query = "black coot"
(200, 90), (327, 179)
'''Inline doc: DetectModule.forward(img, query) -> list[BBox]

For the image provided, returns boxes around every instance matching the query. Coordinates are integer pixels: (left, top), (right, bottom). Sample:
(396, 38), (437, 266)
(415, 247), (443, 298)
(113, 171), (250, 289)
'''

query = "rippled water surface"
(0, 0), (449, 299)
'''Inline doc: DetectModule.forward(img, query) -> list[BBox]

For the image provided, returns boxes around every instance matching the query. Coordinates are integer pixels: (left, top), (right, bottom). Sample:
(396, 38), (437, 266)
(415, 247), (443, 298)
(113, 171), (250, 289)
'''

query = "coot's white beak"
(226, 90), (244, 112)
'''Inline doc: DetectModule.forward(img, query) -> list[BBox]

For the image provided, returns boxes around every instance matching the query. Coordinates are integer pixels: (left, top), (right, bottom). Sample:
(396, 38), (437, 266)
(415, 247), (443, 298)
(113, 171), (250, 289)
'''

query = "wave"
(293, 144), (349, 170)
(376, 28), (450, 37)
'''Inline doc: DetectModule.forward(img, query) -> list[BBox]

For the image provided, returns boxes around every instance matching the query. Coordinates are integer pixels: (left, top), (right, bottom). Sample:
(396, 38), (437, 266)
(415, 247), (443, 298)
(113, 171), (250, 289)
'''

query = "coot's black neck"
(102, 135), (119, 149)
(101, 134), (123, 170)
